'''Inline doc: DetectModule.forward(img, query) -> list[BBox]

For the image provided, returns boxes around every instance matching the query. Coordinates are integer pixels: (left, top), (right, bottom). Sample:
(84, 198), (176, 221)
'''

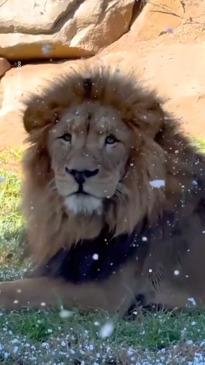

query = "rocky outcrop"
(0, 60), (78, 148)
(0, 58), (11, 78)
(0, 0), (135, 60)
(1, 0), (205, 148)
(100, 41), (205, 139)
(131, 0), (205, 41)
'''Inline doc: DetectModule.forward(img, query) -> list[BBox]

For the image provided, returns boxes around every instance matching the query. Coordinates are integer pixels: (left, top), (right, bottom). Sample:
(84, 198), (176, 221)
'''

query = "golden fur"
(0, 65), (205, 313)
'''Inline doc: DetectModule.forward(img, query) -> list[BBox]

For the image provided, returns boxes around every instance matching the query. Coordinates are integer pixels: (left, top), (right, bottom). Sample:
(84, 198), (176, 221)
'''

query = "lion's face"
(48, 101), (134, 215)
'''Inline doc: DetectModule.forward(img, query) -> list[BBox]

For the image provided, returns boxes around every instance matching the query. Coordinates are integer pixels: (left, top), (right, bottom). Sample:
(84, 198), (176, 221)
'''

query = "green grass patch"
(193, 138), (205, 152)
(1, 309), (205, 347)
(0, 147), (23, 164)
(0, 149), (24, 269)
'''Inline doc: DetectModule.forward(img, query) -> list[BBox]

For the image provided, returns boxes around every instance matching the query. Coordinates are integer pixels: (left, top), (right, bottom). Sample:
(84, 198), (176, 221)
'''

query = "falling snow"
(92, 253), (99, 261)
(59, 309), (73, 319)
(149, 179), (166, 188)
(99, 322), (114, 338)
(164, 27), (174, 33)
(192, 180), (198, 186)
(41, 44), (53, 55)
(187, 297), (197, 307)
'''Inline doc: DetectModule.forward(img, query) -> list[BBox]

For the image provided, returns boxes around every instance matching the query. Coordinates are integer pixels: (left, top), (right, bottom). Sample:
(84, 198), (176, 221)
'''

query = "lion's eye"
(59, 133), (72, 142)
(105, 134), (119, 145)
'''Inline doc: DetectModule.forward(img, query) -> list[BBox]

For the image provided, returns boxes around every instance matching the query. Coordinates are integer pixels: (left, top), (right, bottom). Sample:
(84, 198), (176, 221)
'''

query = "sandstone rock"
(1, 38), (205, 150)
(100, 40), (205, 139)
(1, 0), (205, 149)
(0, 60), (80, 112)
(0, 60), (82, 148)
(0, 111), (26, 149)
(96, 0), (205, 139)
(0, 58), (11, 78)
(0, 0), (135, 60)
(131, 0), (205, 41)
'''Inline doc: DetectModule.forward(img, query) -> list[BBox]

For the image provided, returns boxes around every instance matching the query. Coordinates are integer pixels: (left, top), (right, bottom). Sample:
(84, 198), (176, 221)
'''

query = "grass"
(193, 138), (205, 153)
(0, 142), (205, 364)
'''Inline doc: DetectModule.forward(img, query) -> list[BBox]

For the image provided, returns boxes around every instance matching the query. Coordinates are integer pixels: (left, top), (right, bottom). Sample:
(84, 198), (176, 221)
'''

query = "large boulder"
(131, 0), (205, 41)
(0, 0), (135, 60)
(1, 37), (205, 149)
(0, 60), (78, 148)
(97, 0), (205, 139)
(100, 41), (205, 139)
(1, 0), (205, 148)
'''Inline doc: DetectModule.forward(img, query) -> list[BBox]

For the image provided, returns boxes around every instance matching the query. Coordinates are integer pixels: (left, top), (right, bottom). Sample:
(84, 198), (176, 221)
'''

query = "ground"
(1, 142), (205, 364)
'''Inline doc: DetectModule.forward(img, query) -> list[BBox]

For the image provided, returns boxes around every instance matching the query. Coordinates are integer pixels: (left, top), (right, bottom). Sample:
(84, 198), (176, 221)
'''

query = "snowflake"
(149, 179), (166, 188)
(41, 44), (52, 55)
(99, 322), (114, 338)
(59, 309), (73, 319)
(187, 297), (197, 307)
(92, 253), (99, 261)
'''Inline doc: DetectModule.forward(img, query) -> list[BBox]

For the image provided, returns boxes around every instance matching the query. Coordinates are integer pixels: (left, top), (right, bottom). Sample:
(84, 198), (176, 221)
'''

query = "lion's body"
(0, 64), (205, 314)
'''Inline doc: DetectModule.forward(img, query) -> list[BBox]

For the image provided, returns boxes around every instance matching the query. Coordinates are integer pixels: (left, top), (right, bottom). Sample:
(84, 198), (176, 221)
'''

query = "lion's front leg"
(0, 266), (138, 314)
(0, 277), (110, 311)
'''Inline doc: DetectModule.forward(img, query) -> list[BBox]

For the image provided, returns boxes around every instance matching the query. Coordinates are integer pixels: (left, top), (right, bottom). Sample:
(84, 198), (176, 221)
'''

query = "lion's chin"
(64, 194), (103, 215)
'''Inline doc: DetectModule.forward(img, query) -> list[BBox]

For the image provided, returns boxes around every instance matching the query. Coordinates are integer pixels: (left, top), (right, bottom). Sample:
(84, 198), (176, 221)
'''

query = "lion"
(0, 64), (205, 315)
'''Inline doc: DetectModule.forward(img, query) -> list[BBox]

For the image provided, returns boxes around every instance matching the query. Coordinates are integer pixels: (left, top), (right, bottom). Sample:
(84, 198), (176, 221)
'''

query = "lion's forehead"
(55, 102), (131, 135)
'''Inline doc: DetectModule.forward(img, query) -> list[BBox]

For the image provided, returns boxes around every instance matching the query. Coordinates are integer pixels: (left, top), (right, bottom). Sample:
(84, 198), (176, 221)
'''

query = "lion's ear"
(23, 97), (61, 133)
(134, 98), (166, 139)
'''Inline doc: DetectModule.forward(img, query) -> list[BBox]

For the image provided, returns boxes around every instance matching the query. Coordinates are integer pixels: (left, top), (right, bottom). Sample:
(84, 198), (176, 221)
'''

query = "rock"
(1, 37), (205, 148)
(131, 0), (184, 40)
(0, 60), (81, 148)
(131, 0), (205, 41)
(100, 38), (205, 139)
(0, 0), (135, 60)
(0, 58), (11, 78)
(0, 111), (26, 149)
(1, 0), (205, 147)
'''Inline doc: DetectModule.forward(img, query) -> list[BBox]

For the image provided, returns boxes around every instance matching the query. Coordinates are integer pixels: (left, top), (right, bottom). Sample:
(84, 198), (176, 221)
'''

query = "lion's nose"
(65, 168), (99, 184)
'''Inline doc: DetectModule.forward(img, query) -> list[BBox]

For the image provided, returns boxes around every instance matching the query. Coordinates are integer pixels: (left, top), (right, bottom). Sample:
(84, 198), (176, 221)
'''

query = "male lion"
(0, 65), (205, 315)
